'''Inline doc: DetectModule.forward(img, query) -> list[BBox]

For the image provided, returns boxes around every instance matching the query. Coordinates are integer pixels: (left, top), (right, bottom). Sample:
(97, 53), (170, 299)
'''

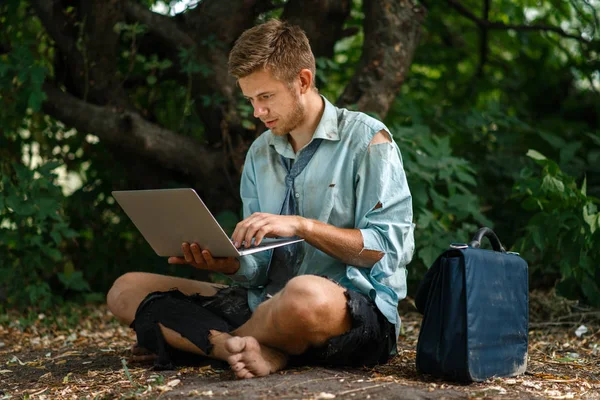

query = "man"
(107, 19), (414, 379)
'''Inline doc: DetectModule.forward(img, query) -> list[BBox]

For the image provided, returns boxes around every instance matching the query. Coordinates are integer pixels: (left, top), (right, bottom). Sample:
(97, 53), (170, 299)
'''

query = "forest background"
(0, 0), (598, 318)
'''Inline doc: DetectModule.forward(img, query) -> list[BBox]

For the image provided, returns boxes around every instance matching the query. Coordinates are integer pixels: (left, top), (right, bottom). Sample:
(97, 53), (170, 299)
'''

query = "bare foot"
(128, 344), (157, 364)
(225, 336), (287, 379)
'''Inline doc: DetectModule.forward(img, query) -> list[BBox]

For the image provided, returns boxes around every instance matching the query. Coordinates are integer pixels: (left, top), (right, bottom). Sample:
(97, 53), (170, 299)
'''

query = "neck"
(288, 90), (324, 153)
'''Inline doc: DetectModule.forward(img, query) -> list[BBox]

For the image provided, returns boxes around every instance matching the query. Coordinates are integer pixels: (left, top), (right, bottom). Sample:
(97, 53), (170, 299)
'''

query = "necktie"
(264, 138), (323, 296)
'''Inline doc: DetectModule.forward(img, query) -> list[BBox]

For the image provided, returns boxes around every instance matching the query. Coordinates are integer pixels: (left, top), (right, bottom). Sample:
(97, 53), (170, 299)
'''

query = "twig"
(337, 383), (392, 396)
(530, 322), (583, 328)
(447, 0), (589, 43)
(556, 311), (600, 321)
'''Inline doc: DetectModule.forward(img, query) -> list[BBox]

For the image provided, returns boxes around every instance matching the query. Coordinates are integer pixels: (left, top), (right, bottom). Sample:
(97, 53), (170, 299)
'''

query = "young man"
(107, 19), (414, 379)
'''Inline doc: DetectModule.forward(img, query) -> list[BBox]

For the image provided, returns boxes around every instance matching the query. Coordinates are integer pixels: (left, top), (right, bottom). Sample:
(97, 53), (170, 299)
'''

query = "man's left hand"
(231, 213), (307, 248)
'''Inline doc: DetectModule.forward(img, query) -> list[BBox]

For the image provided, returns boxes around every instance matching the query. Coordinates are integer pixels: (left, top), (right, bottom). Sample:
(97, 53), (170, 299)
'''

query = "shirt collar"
(268, 95), (340, 158)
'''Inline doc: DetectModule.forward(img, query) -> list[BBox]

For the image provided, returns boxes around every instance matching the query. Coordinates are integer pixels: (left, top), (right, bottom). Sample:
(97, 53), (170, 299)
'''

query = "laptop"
(112, 188), (304, 258)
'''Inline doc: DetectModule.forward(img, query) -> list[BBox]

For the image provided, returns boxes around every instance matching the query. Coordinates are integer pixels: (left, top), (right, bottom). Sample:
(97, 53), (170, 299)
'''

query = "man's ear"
(298, 69), (313, 94)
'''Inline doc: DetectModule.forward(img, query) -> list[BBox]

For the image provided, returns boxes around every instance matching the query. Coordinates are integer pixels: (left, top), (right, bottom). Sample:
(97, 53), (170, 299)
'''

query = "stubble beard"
(270, 91), (305, 136)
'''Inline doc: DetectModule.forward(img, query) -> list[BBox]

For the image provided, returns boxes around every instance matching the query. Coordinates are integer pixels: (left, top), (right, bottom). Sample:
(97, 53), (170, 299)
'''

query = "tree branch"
(447, 0), (589, 43)
(42, 83), (226, 187)
(338, 0), (425, 119)
(123, 0), (195, 48)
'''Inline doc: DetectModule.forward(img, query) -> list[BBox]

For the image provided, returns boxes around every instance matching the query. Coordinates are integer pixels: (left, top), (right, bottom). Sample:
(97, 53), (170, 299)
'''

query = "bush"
(0, 161), (84, 310)
(392, 123), (491, 287)
(514, 150), (600, 307)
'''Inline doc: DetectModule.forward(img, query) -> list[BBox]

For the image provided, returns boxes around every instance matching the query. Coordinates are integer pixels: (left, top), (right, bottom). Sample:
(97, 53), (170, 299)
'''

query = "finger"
(231, 222), (247, 248)
(244, 219), (270, 248)
(232, 213), (265, 247)
(183, 243), (195, 263)
(254, 225), (271, 246)
(201, 249), (214, 265)
(190, 243), (206, 265)
(168, 257), (187, 264)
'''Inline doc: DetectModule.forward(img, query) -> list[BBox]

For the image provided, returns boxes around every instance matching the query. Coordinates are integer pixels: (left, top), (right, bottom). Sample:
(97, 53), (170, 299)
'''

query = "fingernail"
(234, 242), (239, 248)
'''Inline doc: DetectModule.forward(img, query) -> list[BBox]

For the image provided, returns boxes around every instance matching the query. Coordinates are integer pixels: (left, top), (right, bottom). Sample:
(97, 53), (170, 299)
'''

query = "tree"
(13, 0), (424, 211)
(1, 0), (598, 309)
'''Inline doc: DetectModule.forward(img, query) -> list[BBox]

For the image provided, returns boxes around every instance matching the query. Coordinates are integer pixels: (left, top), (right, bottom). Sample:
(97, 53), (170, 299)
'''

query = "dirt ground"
(1, 291), (599, 399)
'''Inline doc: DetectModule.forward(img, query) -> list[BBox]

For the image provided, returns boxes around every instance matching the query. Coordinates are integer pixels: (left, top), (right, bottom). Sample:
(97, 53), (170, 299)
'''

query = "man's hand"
(232, 213), (308, 248)
(168, 242), (240, 274)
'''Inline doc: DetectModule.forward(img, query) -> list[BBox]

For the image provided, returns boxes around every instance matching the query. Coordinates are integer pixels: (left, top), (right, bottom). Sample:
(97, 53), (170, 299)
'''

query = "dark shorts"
(132, 285), (396, 369)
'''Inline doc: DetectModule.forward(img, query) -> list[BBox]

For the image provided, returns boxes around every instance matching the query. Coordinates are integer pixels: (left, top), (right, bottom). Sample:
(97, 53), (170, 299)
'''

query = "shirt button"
(295, 193), (300, 198)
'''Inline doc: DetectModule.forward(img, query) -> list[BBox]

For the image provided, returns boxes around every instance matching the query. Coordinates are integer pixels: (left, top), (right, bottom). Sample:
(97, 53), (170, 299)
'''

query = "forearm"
(297, 217), (383, 268)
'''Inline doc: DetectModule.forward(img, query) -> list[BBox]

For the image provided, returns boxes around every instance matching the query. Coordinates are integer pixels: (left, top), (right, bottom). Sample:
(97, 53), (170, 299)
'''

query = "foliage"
(391, 122), (490, 276)
(0, 160), (81, 310)
(514, 150), (600, 307)
(0, 0), (598, 309)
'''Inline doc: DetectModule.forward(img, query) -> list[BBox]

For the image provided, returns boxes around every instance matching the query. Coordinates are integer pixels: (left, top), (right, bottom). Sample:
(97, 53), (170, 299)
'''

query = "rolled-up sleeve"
(352, 140), (415, 301)
(228, 148), (270, 286)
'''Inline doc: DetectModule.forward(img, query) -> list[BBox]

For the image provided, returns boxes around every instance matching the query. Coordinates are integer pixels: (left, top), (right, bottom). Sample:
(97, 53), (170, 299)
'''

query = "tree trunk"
(31, 0), (424, 212)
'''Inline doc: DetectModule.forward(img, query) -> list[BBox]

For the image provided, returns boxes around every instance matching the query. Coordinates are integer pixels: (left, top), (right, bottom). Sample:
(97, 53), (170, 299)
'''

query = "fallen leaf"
(316, 393), (336, 399)
(167, 379), (181, 387)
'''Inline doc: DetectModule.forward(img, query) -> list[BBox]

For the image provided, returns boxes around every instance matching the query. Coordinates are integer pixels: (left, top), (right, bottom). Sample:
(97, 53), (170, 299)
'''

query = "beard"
(269, 90), (305, 136)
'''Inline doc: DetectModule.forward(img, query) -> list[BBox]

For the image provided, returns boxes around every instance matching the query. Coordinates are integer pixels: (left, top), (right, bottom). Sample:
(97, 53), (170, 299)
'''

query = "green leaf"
(583, 202), (599, 234)
(37, 161), (62, 176)
(455, 170), (477, 186)
(539, 131), (566, 149)
(146, 75), (157, 85)
(58, 270), (90, 292)
(541, 175), (565, 194)
(526, 149), (546, 161)
(50, 230), (62, 245)
(559, 141), (582, 165)
(531, 228), (544, 252)
(159, 59), (173, 70)
(419, 245), (440, 268)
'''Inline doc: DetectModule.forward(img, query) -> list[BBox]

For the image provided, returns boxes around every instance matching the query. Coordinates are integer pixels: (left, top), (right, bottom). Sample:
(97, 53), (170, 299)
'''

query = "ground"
(1, 291), (598, 399)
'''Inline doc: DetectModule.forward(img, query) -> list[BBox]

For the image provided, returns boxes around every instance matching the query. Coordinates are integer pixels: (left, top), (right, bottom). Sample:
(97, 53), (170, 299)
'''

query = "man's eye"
(262, 94), (272, 100)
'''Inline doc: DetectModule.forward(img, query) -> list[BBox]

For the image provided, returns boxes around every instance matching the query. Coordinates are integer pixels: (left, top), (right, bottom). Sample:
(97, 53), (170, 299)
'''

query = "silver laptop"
(112, 188), (303, 257)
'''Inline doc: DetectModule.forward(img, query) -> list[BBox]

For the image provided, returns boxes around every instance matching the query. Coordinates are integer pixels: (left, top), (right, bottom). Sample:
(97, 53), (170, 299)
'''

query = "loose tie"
(264, 138), (323, 296)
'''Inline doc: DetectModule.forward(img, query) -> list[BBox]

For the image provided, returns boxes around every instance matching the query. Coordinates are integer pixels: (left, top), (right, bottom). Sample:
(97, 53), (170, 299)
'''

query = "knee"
(106, 272), (142, 321)
(278, 276), (335, 326)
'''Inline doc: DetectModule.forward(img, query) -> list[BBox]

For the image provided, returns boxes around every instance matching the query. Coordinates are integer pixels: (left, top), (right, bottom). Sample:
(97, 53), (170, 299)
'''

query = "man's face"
(238, 69), (305, 136)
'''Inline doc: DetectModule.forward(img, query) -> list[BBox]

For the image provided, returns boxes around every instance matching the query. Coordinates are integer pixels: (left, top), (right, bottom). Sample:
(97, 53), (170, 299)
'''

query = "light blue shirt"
(230, 96), (415, 338)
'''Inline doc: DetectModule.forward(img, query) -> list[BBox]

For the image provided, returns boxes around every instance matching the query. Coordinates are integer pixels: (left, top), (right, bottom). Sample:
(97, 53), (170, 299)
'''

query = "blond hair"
(228, 19), (316, 87)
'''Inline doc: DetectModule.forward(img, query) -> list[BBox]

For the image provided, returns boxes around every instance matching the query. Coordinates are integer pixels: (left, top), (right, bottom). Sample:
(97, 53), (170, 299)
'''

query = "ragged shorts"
(132, 284), (396, 369)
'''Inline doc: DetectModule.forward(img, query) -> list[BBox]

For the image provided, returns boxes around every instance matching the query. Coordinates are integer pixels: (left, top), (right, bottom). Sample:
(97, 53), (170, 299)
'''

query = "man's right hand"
(168, 242), (240, 274)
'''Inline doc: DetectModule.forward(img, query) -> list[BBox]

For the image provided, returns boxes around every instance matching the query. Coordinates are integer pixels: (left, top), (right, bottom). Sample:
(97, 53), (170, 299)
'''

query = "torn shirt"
(230, 96), (415, 338)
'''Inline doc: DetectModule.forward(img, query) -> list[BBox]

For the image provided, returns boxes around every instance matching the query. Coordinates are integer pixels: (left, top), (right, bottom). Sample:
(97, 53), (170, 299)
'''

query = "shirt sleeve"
(354, 140), (415, 283)
(228, 147), (270, 286)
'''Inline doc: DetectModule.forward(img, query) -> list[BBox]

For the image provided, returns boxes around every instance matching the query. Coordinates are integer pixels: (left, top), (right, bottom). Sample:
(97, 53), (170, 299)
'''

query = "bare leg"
(106, 272), (226, 325)
(223, 275), (351, 378)
(110, 274), (351, 379)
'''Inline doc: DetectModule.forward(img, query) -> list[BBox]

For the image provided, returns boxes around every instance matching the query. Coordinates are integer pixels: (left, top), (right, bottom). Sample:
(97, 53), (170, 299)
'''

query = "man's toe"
(225, 336), (246, 353)
(231, 362), (245, 372)
(227, 353), (243, 365)
(238, 369), (254, 379)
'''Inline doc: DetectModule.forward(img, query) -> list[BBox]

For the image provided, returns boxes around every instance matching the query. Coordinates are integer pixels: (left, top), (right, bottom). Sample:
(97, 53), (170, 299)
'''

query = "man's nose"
(254, 106), (268, 118)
